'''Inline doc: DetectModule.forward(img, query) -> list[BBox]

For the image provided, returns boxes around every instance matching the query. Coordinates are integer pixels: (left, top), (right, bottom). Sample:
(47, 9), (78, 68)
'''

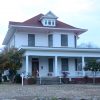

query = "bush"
(14, 74), (22, 83)
(3, 76), (7, 82)
(0, 73), (2, 83)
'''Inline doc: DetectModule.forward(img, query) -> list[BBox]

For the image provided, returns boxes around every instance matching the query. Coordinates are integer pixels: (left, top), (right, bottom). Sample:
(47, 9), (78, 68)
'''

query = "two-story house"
(2, 11), (100, 82)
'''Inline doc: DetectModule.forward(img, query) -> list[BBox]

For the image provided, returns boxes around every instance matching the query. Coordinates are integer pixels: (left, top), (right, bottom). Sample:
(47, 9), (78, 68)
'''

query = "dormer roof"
(40, 11), (58, 20)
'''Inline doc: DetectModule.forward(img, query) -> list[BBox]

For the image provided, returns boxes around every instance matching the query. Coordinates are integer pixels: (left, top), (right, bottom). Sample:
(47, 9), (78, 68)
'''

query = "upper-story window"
(48, 34), (53, 47)
(43, 19), (56, 26)
(48, 20), (51, 25)
(28, 34), (35, 46)
(45, 20), (47, 25)
(52, 21), (54, 25)
(61, 34), (68, 46)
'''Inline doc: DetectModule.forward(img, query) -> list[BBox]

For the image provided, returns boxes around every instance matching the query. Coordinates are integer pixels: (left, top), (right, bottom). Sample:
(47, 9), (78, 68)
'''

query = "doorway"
(32, 58), (39, 77)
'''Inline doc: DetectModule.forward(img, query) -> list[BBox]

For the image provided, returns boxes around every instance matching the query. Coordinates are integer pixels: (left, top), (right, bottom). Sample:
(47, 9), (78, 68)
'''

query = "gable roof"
(9, 13), (79, 29)
(40, 11), (58, 19)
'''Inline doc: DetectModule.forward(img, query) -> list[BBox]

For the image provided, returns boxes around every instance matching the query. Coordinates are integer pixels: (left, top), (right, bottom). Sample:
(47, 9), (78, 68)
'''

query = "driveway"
(0, 84), (100, 100)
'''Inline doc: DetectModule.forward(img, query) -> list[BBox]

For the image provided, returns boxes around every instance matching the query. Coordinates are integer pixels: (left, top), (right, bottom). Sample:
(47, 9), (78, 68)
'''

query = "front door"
(32, 58), (39, 77)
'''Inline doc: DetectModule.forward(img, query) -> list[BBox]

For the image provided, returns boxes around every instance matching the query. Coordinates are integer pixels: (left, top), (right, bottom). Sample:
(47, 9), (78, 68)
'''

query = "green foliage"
(84, 59), (100, 72)
(84, 59), (100, 84)
(0, 47), (23, 71)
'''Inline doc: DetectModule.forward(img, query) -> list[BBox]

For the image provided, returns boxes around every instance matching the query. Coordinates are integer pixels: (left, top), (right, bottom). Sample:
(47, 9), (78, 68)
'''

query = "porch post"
(82, 56), (85, 76)
(54, 56), (58, 76)
(26, 55), (29, 77)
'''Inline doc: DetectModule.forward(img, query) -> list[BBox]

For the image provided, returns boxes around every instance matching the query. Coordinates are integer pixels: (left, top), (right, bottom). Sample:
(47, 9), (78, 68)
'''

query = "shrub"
(14, 74), (22, 83)
(3, 75), (7, 82)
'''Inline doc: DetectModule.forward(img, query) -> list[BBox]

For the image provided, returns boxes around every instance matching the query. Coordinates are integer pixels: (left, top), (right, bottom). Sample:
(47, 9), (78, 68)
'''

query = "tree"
(0, 47), (23, 82)
(84, 59), (100, 84)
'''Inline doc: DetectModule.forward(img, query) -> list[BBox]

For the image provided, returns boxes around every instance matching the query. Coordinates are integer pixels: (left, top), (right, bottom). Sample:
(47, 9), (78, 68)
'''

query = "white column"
(26, 55), (29, 77)
(82, 56), (85, 76)
(54, 56), (58, 76)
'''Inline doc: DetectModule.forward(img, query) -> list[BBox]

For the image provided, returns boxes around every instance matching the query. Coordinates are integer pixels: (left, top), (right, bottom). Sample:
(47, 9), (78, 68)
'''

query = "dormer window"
(40, 11), (58, 27)
(45, 20), (47, 25)
(52, 21), (54, 25)
(48, 20), (51, 25)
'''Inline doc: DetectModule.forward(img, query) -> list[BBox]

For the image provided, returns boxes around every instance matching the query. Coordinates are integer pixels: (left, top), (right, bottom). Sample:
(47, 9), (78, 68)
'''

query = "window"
(48, 58), (53, 72)
(45, 20), (47, 25)
(48, 34), (53, 47)
(48, 20), (51, 25)
(61, 58), (68, 71)
(28, 34), (35, 46)
(52, 21), (54, 25)
(75, 59), (82, 71)
(61, 34), (68, 46)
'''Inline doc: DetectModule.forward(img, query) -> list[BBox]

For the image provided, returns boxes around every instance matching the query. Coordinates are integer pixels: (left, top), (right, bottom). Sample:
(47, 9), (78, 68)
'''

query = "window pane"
(48, 20), (51, 25)
(28, 34), (35, 46)
(61, 34), (68, 46)
(48, 58), (53, 72)
(61, 58), (68, 71)
(48, 34), (53, 47)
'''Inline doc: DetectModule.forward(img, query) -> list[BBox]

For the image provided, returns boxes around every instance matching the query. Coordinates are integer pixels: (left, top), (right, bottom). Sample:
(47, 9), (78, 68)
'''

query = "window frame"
(61, 34), (68, 46)
(61, 58), (68, 71)
(28, 34), (35, 47)
(48, 58), (53, 72)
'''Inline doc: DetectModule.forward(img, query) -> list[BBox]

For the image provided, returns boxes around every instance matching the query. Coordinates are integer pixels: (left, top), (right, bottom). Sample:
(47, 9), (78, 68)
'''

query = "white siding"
(39, 57), (48, 77)
(7, 35), (15, 49)
(68, 58), (75, 77)
(68, 33), (75, 47)
(53, 32), (61, 47)
(53, 32), (75, 47)
(15, 32), (28, 48)
(14, 31), (76, 48)
(15, 32), (48, 48)
(35, 33), (48, 47)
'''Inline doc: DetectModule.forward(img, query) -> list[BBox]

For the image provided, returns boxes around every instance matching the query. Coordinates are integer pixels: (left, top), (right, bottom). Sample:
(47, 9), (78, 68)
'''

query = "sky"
(0, 0), (100, 49)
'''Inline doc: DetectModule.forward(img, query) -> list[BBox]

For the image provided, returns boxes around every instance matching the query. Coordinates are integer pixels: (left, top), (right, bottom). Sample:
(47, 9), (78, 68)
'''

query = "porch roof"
(19, 46), (100, 53)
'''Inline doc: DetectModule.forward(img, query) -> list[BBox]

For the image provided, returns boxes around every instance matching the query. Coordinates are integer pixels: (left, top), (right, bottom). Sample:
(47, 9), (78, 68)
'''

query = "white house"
(2, 11), (100, 81)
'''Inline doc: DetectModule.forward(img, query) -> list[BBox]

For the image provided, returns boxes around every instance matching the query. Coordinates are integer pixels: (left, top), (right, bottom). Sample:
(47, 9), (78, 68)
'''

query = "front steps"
(36, 77), (62, 85)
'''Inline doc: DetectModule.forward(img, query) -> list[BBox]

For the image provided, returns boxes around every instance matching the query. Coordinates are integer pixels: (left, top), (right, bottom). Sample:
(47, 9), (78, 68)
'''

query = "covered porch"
(22, 55), (100, 78)
(19, 47), (100, 79)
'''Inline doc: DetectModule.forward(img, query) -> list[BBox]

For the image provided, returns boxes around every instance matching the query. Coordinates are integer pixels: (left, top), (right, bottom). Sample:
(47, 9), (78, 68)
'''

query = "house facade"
(3, 11), (100, 80)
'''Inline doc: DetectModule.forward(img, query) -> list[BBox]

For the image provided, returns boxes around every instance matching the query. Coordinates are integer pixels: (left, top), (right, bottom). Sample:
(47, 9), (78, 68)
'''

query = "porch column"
(82, 56), (85, 76)
(26, 55), (29, 77)
(54, 56), (58, 76)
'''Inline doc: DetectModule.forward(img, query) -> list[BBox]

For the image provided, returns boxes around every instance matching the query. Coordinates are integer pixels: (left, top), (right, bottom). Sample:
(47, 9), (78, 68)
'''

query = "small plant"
(14, 74), (21, 83)
(51, 97), (58, 100)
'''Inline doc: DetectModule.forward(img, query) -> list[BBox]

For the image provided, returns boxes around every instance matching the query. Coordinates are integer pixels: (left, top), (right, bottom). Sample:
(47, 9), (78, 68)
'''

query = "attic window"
(52, 21), (54, 25)
(45, 20), (47, 25)
(48, 20), (51, 25)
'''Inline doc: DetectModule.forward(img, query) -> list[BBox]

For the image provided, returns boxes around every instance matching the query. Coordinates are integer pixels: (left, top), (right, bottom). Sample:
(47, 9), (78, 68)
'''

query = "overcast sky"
(0, 0), (100, 48)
